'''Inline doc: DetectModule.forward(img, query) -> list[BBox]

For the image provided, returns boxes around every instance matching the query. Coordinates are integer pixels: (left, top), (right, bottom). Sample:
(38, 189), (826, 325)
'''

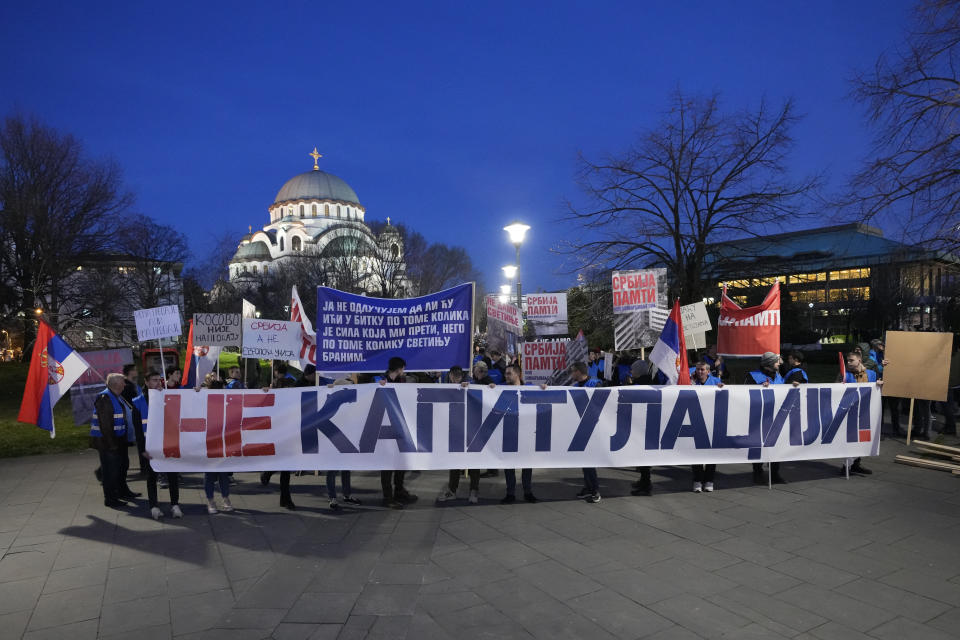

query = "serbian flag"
(650, 299), (690, 385)
(182, 319), (221, 388)
(717, 281), (781, 357)
(291, 285), (316, 368)
(18, 320), (91, 437)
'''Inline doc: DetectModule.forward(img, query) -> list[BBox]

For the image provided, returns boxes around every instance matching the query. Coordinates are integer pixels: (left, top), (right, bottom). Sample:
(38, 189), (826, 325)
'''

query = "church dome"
(274, 170), (360, 206)
(232, 240), (271, 262)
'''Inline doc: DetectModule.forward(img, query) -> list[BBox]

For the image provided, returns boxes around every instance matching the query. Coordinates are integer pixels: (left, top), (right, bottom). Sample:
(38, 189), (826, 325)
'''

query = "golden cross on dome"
(309, 147), (323, 170)
(386, 216), (391, 226)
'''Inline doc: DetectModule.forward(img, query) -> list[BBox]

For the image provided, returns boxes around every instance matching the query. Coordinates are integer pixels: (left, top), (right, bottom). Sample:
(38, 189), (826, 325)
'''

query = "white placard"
(193, 313), (242, 347)
(680, 301), (712, 336)
(241, 319), (302, 360)
(134, 305), (182, 342)
(526, 292), (568, 336)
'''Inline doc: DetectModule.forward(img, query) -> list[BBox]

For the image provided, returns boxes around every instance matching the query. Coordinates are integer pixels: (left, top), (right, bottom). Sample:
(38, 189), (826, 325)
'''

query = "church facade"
(229, 150), (406, 294)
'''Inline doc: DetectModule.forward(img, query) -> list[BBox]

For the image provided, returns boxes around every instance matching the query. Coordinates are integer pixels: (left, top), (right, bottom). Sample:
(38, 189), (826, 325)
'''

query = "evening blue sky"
(1, 1), (911, 294)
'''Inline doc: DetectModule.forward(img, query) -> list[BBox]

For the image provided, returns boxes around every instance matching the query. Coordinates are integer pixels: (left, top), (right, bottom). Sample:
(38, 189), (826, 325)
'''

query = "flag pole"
(158, 338), (167, 386)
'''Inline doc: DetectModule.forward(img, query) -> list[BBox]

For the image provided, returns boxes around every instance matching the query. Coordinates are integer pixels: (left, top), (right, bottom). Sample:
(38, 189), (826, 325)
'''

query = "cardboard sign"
(241, 319), (302, 360)
(193, 313), (242, 347)
(134, 305), (182, 342)
(681, 302), (712, 335)
(526, 292), (568, 336)
(881, 331), (952, 401)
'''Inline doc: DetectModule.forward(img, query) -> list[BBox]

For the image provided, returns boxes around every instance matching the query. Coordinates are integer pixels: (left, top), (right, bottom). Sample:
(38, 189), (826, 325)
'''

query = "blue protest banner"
(315, 283), (475, 372)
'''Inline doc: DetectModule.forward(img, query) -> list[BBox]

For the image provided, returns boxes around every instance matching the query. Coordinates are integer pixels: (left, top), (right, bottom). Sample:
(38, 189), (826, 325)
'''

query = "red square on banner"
(859, 430), (871, 443)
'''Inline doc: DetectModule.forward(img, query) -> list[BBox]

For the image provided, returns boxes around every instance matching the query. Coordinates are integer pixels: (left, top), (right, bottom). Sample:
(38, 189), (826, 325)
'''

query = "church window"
(252, 265), (258, 274)
(292, 237), (302, 251)
(325, 204), (330, 216)
(299, 204), (304, 217)
(312, 204), (317, 217)
(280, 237), (285, 251)
(264, 265), (269, 274)
(391, 243), (400, 258)
(337, 205), (341, 218)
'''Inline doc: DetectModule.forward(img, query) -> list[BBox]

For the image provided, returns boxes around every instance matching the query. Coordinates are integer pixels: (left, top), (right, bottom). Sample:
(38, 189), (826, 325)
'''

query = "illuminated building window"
(312, 204), (317, 216)
(325, 204), (330, 216)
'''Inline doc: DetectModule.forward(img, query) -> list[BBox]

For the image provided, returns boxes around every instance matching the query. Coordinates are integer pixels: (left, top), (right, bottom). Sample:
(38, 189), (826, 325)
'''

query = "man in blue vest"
(225, 365), (244, 389)
(376, 357), (418, 508)
(569, 362), (603, 503)
(783, 351), (809, 385)
(745, 352), (789, 484)
(91, 373), (134, 507)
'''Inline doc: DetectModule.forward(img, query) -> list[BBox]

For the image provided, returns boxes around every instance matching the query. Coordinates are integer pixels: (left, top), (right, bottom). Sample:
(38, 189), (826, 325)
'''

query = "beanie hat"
(760, 352), (780, 369)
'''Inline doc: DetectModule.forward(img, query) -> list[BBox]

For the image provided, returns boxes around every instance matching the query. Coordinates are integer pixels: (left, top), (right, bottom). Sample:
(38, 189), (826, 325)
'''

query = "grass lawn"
(0, 362), (90, 458)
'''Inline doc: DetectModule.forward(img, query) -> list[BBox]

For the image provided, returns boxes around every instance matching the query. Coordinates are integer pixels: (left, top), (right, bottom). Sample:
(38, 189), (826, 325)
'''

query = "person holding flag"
(649, 299), (690, 386)
(18, 320), (91, 438)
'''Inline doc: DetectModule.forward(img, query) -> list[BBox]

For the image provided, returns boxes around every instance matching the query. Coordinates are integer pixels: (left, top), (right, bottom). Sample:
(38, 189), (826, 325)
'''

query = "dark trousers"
(147, 463), (179, 508)
(381, 470), (407, 497)
(98, 447), (124, 503)
(504, 469), (532, 496)
(119, 444), (133, 495)
(449, 469), (479, 493)
(691, 464), (716, 483)
(326, 471), (351, 500)
(885, 396), (902, 434)
(753, 462), (781, 477)
(582, 468), (599, 493)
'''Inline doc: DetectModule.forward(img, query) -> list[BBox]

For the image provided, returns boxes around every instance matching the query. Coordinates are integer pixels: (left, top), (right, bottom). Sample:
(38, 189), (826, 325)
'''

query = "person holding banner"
(838, 350), (880, 476)
(225, 366), (244, 389)
(745, 352), (793, 485)
(165, 366), (182, 389)
(133, 370), (182, 520)
(437, 366), (483, 504)
(783, 351), (809, 384)
(501, 364), (540, 504)
(376, 357), (418, 508)
(569, 362), (602, 503)
(690, 361), (722, 492)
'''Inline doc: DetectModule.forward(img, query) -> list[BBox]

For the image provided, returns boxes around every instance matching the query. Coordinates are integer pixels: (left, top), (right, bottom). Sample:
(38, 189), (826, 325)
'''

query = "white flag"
(290, 285), (316, 368)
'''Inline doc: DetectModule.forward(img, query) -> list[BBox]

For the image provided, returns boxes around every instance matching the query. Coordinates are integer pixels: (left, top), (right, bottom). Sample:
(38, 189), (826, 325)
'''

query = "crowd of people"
(88, 336), (952, 519)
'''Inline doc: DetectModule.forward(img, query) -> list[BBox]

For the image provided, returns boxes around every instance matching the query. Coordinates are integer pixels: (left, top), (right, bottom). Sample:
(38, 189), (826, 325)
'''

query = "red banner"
(717, 282), (780, 357)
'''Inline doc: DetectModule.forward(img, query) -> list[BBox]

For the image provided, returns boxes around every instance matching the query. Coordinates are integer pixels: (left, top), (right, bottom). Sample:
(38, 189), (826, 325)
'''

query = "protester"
(165, 365), (182, 389)
(568, 362), (602, 503)
(259, 374), (297, 509)
(487, 349), (506, 384)
(703, 344), (729, 380)
(746, 351), (789, 484)
(689, 361), (722, 492)
(501, 363), (538, 504)
(273, 362), (297, 386)
(783, 350), (809, 384)
(133, 369), (181, 519)
(376, 356), (418, 508)
(437, 366), (482, 504)
(838, 350), (879, 476)
(200, 377), (233, 513)
(90, 373), (136, 508)
(225, 365), (244, 389)
(588, 348), (605, 380)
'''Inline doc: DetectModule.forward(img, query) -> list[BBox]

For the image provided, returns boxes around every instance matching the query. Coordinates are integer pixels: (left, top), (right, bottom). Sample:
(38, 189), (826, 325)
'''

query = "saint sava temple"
(228, 148), (406, 293)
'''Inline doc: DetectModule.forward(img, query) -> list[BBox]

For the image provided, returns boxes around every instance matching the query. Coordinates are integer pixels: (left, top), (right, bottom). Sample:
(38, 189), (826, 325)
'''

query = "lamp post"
(808, 302), (814, 331)
(503, 223), (530, 311)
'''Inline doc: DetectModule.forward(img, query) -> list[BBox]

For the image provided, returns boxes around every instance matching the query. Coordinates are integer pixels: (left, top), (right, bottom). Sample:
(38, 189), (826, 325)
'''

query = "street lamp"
(808, 302), (814, 331)
(502, 265), (517, 280)
(499, 284), (511, 295)
(503, 222), (530, 310)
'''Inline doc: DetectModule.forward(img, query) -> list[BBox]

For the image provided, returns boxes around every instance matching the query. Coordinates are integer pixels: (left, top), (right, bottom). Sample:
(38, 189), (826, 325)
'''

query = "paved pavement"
(1, 435), (959, 640)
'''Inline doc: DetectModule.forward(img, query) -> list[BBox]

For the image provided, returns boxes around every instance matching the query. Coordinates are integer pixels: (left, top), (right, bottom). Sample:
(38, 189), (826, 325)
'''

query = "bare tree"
(0, 114), (132, 344)
(563, 91), (819, 304)
(849, 0), (960, 250)
(113, 217), (188, 310)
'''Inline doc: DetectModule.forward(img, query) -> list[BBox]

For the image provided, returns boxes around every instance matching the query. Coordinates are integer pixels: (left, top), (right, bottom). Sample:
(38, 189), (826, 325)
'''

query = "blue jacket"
(784, 367), (809, 383)
(574, 377), (601, 388)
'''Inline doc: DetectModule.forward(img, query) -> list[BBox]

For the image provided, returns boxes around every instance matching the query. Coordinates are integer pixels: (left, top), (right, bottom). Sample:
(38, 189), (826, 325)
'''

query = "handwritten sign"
(241, 319), (301, 360)
(193, 313), (242, 347)
(134, 305), (181, 342)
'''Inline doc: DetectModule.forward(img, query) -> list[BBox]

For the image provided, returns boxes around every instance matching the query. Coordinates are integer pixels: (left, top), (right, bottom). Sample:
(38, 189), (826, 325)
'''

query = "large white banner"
(146, 383), (882, 472)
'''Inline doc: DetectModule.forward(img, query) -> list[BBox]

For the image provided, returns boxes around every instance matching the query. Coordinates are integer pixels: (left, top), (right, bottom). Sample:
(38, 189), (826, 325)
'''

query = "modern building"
(703, 223), (960, 336)
(229, 149), (406, 295)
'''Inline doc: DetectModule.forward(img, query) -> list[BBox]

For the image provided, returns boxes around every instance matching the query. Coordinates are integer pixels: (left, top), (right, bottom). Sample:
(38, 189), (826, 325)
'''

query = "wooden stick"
(906, 397), (915, 445)
(895, 455), (960, 471)
(913, 447), (960, 462)
(912, 441), (960, 454)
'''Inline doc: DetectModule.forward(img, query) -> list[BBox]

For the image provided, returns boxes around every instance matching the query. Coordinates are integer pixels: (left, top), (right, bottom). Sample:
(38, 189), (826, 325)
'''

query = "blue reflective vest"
(588, 360), (604, 379)
(748, 370), (784, 385)
(132, 394), (148, 433)
(226, 378), (245, 389)
(90, 389), (127, 438)
(574, 377), (601, 388)
(784, 367), (809, 383)
(844, 370), (877, 383)
(693, 374), (722, 386)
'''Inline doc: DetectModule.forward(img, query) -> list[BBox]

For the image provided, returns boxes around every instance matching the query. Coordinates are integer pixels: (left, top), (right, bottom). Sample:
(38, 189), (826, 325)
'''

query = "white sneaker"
(704, 482), (714, 492)
(220, 499), (234, 512)
(170, 505), (183, 518)
(437, 485), (456, 502)
(468, 490), (479, 504)
(206, 500), (218, 514)
(693, 482), (703, 493)
(150, 506), (163, 520)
